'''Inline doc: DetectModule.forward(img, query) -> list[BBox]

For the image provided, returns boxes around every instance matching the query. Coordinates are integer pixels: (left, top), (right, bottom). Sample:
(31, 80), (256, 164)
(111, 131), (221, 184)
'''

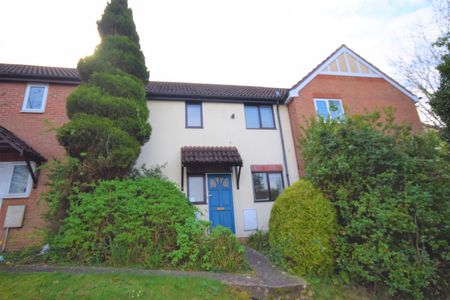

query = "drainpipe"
(276, 96), (291, 186)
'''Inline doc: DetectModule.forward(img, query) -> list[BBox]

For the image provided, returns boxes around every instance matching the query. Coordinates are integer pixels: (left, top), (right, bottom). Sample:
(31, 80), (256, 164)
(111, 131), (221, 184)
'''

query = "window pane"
(252, 173), (269, 201)
(8, 165), (29, 194)
(188, 176), (204, 203)
(186, 103), (202, 127)
(315, 100), (329, 119)
(245, 106), (260, 128)
(328, 100), (344, 120)
(27, 86), (45, 109)
(260, 106), (275, 128)
(268, 173), (283, 201)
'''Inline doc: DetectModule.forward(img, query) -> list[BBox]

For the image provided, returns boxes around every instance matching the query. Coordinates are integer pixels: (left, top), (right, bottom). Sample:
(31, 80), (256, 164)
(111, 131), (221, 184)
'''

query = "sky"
(0, 0), (441, 88)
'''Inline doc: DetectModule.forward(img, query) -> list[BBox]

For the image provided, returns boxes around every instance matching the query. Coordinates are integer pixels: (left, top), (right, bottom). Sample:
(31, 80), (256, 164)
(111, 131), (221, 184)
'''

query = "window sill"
(3, 194), (30, 199)
(20, 110), (45, 114)
(254, 200), (275, 203)
(190, 201), (207, 205)
(246, 127), (276, 130)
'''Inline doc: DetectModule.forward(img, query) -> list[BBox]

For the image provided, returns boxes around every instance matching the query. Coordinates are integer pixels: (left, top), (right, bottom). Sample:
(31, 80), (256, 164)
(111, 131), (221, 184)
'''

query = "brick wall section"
(250, 164), (283, 172)
(0, 82), (76, 250)
(288, 75), (422, 176)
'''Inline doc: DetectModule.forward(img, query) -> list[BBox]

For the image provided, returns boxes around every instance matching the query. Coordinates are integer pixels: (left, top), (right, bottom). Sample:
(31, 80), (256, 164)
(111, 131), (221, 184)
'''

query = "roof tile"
(181, 146), (243, 166)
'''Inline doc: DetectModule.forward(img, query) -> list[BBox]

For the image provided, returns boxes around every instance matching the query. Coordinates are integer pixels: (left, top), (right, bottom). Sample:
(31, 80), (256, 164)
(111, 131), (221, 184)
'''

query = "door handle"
(216, 207), (225, 211)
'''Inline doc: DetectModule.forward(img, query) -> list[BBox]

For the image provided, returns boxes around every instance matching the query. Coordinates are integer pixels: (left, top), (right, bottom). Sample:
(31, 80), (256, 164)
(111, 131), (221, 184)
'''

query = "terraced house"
(0, 45), (422, 249)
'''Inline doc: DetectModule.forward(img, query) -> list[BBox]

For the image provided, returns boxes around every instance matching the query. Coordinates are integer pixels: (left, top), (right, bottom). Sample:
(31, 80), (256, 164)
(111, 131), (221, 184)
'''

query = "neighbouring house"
(0, 44), (423, 248)
(0, 64), (79, 250)
(286, 45), (422, 174)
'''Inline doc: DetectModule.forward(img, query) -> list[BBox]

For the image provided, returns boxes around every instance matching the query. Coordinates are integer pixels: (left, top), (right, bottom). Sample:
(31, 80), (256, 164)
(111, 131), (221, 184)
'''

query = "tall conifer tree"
(58, 0), (151, 182)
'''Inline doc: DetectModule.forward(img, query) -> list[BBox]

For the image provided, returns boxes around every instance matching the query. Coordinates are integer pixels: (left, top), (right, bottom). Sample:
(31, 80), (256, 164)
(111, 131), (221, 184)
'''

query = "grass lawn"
(0, 272), (249, 300)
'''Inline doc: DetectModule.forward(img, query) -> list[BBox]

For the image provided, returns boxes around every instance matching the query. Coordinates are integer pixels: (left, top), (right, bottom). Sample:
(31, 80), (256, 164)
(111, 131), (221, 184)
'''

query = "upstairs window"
(252, 172), (284, 202)
(244, 105), (275, 129)
(186, 102), (203, 128)
(21, 84), (48, 113)
(314, 99), (345, 121)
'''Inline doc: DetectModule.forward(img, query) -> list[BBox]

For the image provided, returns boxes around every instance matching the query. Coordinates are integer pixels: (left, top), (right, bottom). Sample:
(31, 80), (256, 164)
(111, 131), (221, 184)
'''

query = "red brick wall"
(0, 82), (76, 250)
(288, 75), (422, 176)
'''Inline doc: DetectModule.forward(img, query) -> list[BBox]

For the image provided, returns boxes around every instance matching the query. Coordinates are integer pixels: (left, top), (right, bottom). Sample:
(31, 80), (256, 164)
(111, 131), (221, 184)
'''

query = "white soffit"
(288, 45), (418, 103)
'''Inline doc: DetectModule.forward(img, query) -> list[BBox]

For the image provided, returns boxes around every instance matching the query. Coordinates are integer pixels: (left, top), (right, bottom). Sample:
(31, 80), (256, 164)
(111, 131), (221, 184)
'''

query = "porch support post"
(181, 165), (185, 191)
(234, 165), (242, 190)
(24, 156), (39, 188)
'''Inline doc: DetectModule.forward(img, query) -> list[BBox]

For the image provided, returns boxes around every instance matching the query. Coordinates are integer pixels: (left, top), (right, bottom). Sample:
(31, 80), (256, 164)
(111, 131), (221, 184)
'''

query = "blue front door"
(208, 174), (235, 233)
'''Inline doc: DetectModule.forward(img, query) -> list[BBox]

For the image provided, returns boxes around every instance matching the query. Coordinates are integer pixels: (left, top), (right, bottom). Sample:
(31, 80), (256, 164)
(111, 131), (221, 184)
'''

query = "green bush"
(57, 114), (139, 181)
(247, 230), (270, 254)
(66, 85), (150, 144)
(269, 179), (337, 276)
(78, 35), (148, 83)
(300, 111), (450, 299)
(91, 71), (146, 100)
(171, 223), (247, 272)
(51, 177), (247, 272)
(57, 0), (150, 185)
(96, 0), (140, 44)
(52, 177), (197, 265)
(206, 226), (247, 272)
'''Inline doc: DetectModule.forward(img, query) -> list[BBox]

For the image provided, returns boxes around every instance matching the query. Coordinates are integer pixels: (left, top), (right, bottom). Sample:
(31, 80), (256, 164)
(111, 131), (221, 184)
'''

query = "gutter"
(276, 97), (291, 186)
(147, 94), (282, 105)
(0, 76), (80, 85)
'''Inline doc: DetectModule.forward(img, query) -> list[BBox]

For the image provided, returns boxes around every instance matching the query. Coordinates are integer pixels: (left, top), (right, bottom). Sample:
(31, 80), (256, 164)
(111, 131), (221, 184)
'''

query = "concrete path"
(0, 247), (308, 299)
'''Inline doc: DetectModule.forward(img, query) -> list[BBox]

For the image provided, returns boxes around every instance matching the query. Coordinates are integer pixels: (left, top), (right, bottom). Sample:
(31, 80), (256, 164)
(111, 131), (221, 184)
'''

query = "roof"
(148, 81), (288, 103)
(0, 63), (287, 103)
(181, 146), (243, 166)
(0, 126), (46, 162)
(0, 63), (80, 84)
(288, 44), (418, 103)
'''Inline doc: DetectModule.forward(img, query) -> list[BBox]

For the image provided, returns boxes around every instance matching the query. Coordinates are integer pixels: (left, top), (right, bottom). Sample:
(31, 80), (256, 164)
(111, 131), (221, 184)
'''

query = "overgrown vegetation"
(300, 111), (450, 299)
(42, 0), (246, 274)
(246, 230), (270, 255)
(430, 32), (450, 142)
(269, 179), (337, 276)
(57, 0), (150, 185)
(49, 177), (246, 272)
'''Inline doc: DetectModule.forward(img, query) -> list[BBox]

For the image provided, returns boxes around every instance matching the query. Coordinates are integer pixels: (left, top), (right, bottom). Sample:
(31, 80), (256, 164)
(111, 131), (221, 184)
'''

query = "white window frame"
(21, 84), (49, 113)
(0, 162), (33, 198)
(313, 98), (345, 120)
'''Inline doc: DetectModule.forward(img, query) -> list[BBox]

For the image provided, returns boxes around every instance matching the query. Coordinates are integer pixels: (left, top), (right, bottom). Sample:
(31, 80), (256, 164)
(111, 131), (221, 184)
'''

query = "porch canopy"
(181, 146), (243, 190)
(0, 126), (47, 187)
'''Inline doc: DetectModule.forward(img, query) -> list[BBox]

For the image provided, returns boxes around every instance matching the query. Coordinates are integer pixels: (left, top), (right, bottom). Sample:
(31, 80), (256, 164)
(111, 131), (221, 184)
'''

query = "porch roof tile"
(181, 146), (243, 166)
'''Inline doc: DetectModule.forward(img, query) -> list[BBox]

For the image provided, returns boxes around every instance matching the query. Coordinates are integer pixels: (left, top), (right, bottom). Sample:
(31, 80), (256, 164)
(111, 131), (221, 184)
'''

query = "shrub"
(57, 114), (140, 181)
(57, 0), (150, 185)
(300, 111), (450, 299)
(51, 177), (196, 265)
(247, 230), (270, 254)
(206, 226), (247, 272)
(170, 223), (247, 272)
(269, 179), (337, 276)
(51, 177), (247, 272)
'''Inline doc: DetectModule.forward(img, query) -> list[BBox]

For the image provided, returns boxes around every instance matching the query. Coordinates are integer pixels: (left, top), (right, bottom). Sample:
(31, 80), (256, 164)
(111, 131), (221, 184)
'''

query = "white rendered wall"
(137, 100), (299, 237)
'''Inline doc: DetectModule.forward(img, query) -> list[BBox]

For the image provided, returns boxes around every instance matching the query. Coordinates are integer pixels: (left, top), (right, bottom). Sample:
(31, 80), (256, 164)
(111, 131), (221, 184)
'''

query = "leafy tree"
(430, 32), (450, 141)
(57, 0), (150, 183)
(391, 0), (449, 127)
(300, 111), (450, 299)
